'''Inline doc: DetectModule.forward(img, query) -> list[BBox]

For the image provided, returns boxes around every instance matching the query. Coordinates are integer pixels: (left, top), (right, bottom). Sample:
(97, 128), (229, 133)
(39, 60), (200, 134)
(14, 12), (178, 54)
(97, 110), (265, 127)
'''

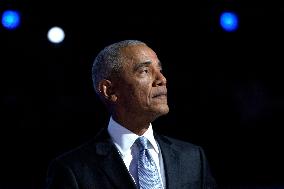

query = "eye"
(139, 67), (149, 74)
(143, 69), (149, 73)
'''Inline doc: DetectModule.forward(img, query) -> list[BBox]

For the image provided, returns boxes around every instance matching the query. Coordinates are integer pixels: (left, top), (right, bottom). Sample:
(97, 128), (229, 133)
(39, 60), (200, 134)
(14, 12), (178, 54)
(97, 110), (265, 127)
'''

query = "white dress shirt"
(107, 117), (166, 188)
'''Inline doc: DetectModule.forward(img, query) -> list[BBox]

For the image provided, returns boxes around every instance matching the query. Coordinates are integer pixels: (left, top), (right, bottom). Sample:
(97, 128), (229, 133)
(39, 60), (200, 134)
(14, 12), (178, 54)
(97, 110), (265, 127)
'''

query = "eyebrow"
(133, 61), (162, 71)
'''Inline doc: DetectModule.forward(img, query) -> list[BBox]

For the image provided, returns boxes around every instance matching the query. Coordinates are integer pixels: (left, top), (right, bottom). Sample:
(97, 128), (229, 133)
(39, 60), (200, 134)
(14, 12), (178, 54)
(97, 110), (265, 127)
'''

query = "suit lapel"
(155, 134), (181, 189)
(92, 128), (182, 189)
(93, 128), (137, 189)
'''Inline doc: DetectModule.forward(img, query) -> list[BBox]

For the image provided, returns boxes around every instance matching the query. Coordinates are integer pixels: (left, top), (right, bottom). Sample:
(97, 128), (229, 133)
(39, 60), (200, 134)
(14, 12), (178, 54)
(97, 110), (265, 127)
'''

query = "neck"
(112, 114), (152, 136)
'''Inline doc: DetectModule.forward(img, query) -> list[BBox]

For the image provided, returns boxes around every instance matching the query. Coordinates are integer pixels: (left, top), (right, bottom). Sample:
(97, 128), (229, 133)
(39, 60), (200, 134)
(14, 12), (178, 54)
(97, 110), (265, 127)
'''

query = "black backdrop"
(1, 1), (284, 188)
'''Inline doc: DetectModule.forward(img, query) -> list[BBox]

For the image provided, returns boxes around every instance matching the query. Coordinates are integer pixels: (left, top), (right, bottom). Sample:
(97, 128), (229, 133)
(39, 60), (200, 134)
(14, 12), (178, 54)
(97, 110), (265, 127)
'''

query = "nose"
(153, 70), (167, 87)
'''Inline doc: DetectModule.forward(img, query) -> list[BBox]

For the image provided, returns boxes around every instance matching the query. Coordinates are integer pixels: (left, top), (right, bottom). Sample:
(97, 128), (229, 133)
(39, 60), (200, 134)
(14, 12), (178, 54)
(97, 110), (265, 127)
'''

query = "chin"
(160, 106), (170, 115)
(153, 105), (169, 116)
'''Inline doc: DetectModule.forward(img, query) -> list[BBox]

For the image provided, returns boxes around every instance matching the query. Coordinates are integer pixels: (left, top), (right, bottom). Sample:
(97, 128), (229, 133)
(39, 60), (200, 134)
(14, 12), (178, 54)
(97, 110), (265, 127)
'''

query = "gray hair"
(92, 40), (145, 95)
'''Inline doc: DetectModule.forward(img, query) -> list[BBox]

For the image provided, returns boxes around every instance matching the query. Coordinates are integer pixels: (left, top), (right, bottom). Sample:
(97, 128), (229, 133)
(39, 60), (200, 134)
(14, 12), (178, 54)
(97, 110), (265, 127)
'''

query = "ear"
(98, 79), (118, 102)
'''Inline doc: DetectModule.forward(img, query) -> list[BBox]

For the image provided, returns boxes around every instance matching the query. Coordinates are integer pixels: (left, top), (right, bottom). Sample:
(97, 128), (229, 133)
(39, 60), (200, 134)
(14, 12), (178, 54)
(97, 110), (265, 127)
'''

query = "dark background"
(1, 0), (284, 188)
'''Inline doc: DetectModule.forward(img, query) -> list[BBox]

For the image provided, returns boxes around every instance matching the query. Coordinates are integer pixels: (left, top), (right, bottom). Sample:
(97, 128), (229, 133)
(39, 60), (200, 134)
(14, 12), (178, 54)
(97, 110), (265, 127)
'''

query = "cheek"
(125, 84), (146, 104)
(138, 85), (152, 104)
(135, 86), (147, 99)
(122, 78), (152, 104)
(127, 84), (143, 101)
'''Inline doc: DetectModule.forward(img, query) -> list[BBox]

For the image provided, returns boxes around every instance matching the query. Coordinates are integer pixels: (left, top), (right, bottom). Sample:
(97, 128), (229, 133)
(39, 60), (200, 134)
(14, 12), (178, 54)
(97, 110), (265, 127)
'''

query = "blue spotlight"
(1, 10), (21, 30)
(220, 11), (238, 32)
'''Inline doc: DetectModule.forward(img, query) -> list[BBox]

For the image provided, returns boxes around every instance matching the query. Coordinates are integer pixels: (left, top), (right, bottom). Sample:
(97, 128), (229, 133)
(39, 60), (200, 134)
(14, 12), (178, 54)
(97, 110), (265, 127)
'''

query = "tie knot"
(136, 136), (149, 150)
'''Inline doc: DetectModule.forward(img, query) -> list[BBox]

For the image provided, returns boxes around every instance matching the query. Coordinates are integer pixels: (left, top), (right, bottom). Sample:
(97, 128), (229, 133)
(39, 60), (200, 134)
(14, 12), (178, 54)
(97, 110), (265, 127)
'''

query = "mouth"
(152, 87), (168, 99)
(152, 93), (167, 98)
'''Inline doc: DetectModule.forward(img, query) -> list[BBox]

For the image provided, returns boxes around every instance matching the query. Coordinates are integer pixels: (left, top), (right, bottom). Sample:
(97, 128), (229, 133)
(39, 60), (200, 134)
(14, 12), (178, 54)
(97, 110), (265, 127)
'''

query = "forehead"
(120, 44), (158, 63)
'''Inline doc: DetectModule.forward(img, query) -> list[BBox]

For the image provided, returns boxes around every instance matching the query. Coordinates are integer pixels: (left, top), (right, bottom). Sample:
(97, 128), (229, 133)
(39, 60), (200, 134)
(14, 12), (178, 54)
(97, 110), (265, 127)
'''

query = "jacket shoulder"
(52, 128), (111, 165)
(51, 139), (95, 166)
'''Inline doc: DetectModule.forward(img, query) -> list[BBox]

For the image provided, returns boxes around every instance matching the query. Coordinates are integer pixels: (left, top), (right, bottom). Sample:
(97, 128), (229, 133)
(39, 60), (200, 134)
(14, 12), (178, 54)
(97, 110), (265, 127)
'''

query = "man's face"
(113, 44), (169, 119)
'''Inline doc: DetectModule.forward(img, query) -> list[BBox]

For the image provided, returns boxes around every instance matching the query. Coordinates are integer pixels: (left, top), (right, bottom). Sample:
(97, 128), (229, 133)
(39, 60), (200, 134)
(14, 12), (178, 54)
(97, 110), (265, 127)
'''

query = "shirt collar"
(107, 117), (160, 156)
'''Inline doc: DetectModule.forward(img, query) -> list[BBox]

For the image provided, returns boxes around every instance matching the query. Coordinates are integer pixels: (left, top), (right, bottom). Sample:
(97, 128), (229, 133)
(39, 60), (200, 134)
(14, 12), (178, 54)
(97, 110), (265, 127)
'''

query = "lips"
(152, 89), (167, 98)
(153, 93), (167, 98)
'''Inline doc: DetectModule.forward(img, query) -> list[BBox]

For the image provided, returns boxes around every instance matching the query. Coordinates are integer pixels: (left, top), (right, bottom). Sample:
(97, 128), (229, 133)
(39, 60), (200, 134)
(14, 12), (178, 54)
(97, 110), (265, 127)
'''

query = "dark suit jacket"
(46, 128), (217, 189)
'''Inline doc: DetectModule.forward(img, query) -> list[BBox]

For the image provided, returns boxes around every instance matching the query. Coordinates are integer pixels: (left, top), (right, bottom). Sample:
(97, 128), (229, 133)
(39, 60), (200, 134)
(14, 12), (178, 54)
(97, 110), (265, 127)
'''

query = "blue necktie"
(136, 136), (163, 189)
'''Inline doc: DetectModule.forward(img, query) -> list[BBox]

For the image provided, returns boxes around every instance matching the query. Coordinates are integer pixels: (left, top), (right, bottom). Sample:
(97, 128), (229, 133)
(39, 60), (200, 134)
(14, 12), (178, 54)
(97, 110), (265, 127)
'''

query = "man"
(46, 40), (217, 189)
